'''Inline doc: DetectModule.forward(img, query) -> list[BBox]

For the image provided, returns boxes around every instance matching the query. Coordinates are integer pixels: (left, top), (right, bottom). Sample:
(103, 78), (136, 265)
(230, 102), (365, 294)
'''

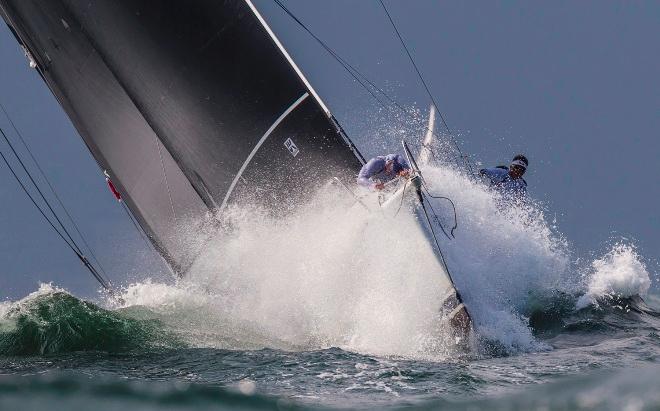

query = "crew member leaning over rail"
(357, 154), (411, 190)
(479, 154), (529, 197)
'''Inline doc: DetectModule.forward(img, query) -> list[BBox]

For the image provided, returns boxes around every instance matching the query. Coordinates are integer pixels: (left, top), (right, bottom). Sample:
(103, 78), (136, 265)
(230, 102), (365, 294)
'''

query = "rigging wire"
(273, 0), (469, 280)
(0, 125), (113, 291)
(0, 148), (76, 254)
(0, 136), (112, 291)
(378, 0), (475, 176)
(393, 177), (409, 217)
(0, 102), (111, 281)
(3, 49), (160, 284)
(0, 127), (84, 255)
(271, 0), (469, 171)
(3, 25), (152, 281)
(119, 200), (153, 251)
(272, 0), (390, 110)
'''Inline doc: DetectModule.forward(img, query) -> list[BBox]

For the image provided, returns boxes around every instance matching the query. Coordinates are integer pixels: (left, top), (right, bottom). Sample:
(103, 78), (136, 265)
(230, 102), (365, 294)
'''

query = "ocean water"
(1, 163), (658, 410)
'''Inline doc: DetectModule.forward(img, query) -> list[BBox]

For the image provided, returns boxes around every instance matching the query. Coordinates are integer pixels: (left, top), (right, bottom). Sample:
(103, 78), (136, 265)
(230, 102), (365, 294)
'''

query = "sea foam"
(114, 158), (575, 357)
(576, 244), (651, 309)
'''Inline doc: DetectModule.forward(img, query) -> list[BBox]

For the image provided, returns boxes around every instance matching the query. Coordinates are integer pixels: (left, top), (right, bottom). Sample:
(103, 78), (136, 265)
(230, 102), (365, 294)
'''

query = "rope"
(270, 0), (470, 172)
(378, 0), (475, 176)
(401, 142), (463, 301)
(417, 193), (462, 303)
(422, 187), (458, 239)
(393, 177), (409, 217)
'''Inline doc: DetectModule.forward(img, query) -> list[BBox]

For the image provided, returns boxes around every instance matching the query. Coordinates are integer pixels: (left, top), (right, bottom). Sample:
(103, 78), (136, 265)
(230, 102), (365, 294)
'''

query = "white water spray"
(117, 158), (577, 357)
(121, 186), (459, 358)
(420, 165), (571, 351)
(576, 244), (651, 309)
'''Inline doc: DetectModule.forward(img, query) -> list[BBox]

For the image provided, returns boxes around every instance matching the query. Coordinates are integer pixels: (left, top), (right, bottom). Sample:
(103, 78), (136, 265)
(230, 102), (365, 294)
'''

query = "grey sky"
(0, 1), (658, 300)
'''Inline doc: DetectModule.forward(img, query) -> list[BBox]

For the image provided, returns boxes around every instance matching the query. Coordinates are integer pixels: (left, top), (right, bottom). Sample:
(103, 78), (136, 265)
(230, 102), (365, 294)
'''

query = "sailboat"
(0, 0), (470, 337)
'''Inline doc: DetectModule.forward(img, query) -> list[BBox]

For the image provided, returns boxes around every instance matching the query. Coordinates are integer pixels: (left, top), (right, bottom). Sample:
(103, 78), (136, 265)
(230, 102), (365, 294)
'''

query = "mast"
(0, 0), (364, 276)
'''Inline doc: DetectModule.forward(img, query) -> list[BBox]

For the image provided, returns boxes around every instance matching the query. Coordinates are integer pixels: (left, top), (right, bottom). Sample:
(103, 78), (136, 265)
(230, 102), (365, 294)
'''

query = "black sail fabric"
(0, 0), (363, 275)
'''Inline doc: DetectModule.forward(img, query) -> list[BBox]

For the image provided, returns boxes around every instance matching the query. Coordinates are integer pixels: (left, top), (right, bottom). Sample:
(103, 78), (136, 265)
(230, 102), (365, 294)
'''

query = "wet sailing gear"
(479, 167), (527, 195)
(357, 154), (410, 189)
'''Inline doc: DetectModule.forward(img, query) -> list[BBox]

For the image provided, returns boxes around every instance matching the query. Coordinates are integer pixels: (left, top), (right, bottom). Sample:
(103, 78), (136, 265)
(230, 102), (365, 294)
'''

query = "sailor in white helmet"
(479, 154), (528, 196)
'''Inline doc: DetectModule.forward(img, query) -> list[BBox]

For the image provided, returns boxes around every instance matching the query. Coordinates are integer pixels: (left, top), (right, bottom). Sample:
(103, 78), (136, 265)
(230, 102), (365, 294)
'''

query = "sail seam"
(219, 92), (309, 212)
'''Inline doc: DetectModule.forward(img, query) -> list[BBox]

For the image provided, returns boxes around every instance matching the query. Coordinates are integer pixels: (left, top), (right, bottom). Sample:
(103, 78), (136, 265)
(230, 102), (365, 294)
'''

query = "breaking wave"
(121, 185), (462, 359)
(576, 244), (651, 309)
(110, 160), (653, 357)
(418, 165), (571, 352)
(114, 163), (568, 357)
(1, 160), (655, 359)
(0, 284), (180, 355)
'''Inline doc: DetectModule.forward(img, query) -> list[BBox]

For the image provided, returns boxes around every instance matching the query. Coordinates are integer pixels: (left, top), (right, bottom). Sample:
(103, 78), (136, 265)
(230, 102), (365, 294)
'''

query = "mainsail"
(0, 0), (364, 275)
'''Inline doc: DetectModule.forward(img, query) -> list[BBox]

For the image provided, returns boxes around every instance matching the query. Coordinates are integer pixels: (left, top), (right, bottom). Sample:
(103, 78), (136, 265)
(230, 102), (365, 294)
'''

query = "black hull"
(0, 0), (363, 274)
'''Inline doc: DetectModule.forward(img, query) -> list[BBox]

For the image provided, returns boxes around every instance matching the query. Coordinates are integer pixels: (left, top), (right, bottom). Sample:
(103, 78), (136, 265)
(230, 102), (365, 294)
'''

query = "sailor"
(357, 154), (411, 190)
(479, 154), (528, 196)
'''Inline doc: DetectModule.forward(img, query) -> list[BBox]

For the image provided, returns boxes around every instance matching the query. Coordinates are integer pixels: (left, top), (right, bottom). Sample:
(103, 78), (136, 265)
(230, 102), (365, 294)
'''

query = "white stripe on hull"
(219, 92), (309, 212)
